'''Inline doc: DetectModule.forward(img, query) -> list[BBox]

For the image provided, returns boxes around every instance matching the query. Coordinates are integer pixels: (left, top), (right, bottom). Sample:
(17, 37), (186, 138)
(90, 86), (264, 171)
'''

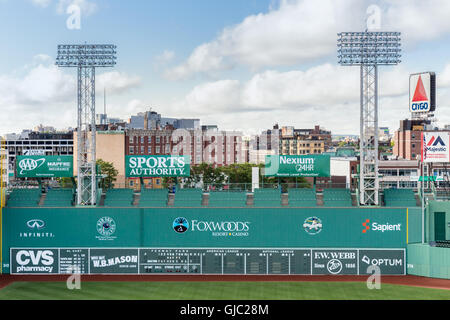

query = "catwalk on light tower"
(337, 32), (401, 206)
(56, 44), (117, 206)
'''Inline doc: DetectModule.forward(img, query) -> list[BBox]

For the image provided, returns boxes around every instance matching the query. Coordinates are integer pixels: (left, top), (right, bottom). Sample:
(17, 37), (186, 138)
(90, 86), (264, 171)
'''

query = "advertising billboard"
(421, 132), (450, 163)
(16, 155), (73, 178)
(264, 155), (330, 177)
(409, 72), (436, 113)
(125, 155), (190, 177)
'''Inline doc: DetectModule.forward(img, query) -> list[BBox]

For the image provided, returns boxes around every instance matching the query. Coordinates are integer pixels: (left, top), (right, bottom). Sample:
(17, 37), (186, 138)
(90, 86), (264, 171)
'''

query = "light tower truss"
(56, 44), (117, 206)
(338, 32), (401, 206)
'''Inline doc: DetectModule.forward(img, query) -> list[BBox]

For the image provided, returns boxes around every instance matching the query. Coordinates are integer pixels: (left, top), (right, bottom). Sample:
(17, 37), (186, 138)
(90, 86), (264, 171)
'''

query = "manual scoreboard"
(10, 248), (405, 275)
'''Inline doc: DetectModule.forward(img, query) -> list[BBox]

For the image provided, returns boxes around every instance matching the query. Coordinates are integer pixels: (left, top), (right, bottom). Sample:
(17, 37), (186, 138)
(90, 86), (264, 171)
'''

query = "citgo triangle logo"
(412, 75), (428, 102)
(427, 136), (446, 147)
(362, 219), (370, 233)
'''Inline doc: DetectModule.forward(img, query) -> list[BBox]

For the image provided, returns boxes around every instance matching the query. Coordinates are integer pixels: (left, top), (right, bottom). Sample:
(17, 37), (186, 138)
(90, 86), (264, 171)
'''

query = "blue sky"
(2, 0), (450, 136)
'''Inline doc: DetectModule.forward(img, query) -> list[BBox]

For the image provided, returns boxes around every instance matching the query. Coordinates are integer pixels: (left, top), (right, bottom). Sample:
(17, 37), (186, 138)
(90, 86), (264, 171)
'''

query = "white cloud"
(155, 50), (175, 64)
(30, 0), (52, 8)
(0, 56), (142, 135)
(97, 71), (141, 95)
(56, 0), (97, 16)
(165, 0), (450, 80)
(167, 62), (450, 135)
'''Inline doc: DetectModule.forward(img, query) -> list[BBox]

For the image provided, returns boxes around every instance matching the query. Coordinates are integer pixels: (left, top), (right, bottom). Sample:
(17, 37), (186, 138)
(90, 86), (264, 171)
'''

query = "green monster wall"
(1, 207), (417, 274)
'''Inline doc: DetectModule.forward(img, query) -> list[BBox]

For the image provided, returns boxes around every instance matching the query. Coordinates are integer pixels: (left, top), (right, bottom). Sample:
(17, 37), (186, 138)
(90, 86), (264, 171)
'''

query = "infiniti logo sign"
(27, 219), (45, 230)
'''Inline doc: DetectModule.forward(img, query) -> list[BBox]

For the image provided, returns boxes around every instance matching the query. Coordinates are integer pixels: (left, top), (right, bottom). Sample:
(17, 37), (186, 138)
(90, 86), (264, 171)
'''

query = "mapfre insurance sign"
(422, 132), (450, 163)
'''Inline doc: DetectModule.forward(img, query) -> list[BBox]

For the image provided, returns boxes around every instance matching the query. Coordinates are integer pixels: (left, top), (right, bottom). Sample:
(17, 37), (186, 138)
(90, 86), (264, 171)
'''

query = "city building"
(128, 110), (200, 130)
(278, 125), (330, 155)
(2, 130), (74, 186)
(393, 119), (440, 160)
(124, 127), (244, 189)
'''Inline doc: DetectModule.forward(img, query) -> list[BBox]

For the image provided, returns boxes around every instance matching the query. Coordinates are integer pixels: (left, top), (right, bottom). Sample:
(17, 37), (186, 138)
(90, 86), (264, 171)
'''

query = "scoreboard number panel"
(10, 248), (405, 275)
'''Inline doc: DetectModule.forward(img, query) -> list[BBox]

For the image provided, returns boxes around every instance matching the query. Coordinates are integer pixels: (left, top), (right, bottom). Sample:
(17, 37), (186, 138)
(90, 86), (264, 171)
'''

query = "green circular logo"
(303, 216), (322, 235)
(96, 216), (116, 237)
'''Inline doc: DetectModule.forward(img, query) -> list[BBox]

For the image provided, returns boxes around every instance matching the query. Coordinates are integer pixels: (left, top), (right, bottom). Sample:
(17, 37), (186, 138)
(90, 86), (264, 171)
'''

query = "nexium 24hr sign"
(16, 155), (73, 178)
(126, 155), (190, 177)
(264, 155), (330, 177)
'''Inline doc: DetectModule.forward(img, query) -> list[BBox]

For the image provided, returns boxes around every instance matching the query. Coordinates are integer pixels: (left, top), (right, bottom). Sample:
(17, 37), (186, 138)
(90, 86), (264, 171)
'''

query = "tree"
(181, 163), (226, 189)
(96, 159), (118, 190)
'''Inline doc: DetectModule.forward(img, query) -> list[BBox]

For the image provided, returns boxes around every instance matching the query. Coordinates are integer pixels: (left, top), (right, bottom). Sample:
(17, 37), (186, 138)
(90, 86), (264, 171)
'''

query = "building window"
(129, 146), (134, 154)
(173, 146), (178, 153)
(156, 136), (160, 144)
(148, 136), (152, 143)
(148, 146), (152, 154)
(141, 146), (145, 154)
(140, 136), (144, 144)
(129, 136), (134, 143)
(156, 146), (160, 153)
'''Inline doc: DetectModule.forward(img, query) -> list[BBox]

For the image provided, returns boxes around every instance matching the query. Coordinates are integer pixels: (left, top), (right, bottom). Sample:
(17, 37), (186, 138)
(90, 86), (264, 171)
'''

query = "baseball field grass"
(0, 281), (449, 300)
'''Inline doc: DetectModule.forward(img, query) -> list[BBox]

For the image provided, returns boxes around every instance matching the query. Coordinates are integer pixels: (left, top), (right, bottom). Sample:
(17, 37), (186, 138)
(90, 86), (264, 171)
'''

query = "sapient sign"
(126, 155), (190, 177)
(16, 155), (73, 178)
(264, 155), (330, 177)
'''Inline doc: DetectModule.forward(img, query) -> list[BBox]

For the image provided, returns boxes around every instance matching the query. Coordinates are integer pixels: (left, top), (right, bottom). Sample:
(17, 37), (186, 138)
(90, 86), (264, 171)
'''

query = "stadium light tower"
(56, 44), (117, 206)
(337, 32), (401, 206)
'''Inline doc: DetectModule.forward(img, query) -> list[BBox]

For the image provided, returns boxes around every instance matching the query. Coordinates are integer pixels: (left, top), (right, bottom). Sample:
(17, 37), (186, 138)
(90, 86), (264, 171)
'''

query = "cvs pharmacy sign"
(11, 249), (59, 274)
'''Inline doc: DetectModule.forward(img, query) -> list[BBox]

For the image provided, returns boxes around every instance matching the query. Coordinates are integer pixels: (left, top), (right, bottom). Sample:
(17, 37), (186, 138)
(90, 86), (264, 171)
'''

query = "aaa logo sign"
(16, 156), (73, 178)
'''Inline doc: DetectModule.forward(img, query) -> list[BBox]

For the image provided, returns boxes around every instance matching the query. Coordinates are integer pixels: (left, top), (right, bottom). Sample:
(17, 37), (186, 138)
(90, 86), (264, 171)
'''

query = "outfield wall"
(407, 244), (450, 279)
(1, 207), (417, 275)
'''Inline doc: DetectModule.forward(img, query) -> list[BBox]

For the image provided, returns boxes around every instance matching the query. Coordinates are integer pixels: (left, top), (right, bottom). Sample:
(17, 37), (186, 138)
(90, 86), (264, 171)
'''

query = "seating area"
(139, 188), (168, 207)
(103, 188), (134, 207)
(42, 189), (73, 207)
(322, 188), (352, 207)
(6, 188), (41, 207)
(288, 188), (317, 207)
(173, 188), (203, 207)
(208, 191), (247, 207)
(252, 188), (282, 207)
(383, 189), (417, 207)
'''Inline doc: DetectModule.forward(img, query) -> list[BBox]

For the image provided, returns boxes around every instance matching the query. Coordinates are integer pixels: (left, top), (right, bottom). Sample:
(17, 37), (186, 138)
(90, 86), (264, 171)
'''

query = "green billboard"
(126, 155), (190, 177)
(16, 155), (73, 178)
(264, 155), (330, 177)
(1, 207), (416, 274)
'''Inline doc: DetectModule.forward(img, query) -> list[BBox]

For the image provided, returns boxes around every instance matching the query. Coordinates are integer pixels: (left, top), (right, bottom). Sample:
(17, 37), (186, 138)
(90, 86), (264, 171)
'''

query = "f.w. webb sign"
(126, 155), (190, 177)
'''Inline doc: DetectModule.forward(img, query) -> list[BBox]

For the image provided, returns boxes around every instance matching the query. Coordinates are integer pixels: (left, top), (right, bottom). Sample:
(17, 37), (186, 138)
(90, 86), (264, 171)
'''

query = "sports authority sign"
(16, 155), (73, 178)
(421, 132), (450, 163)
(126, 155), (190, 177)
(264, 155), (330, 177)
(409, 72), (436, 113)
